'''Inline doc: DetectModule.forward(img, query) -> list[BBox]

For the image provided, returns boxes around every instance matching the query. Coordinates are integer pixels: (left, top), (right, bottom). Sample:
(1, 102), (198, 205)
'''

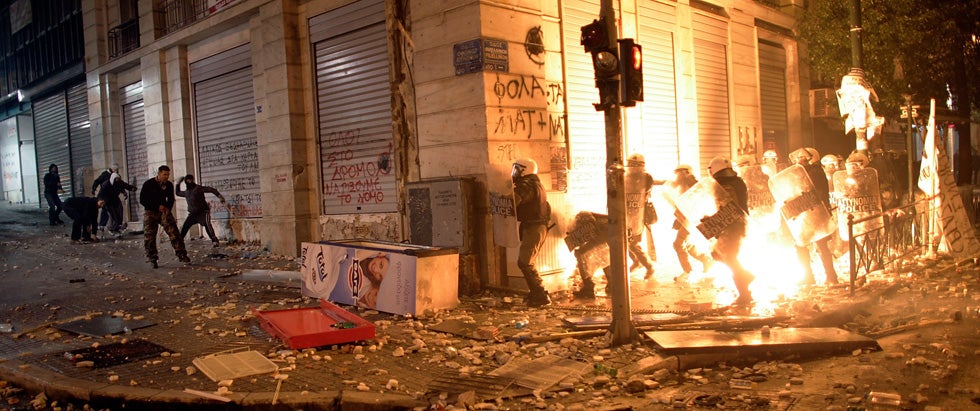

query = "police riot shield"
(673, 177), (747, 242)
(768, 164), (836, 246)
(833, 168), (884, 238)
(740, 165), (780, 232)
(624, 166), (648, 238)
(564, 212), (611, 277)
(486, 162), (520, 248)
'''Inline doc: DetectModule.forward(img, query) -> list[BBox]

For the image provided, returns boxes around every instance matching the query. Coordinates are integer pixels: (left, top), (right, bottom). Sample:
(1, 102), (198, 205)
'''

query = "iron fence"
(846, 198), (936, 295)
(157, 0), (241, 35)
(108, 18), (140, 59)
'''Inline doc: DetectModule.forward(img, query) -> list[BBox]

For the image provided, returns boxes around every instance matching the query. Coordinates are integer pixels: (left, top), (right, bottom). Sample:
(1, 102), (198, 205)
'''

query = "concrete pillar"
(85, 72), (123, 173)
(251, 0), (313, 256)
(81, 0), (108, 69)
(141, 51), (173, 176)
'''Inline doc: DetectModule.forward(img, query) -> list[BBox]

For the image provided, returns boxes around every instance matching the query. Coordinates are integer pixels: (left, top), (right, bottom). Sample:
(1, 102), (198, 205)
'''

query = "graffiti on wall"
(489, 73), (567, 141)
(737, 126), (758, 157)
(199, 137), (262, 218)
(321, 127), (394, 206)
(524, 26), (545, 66)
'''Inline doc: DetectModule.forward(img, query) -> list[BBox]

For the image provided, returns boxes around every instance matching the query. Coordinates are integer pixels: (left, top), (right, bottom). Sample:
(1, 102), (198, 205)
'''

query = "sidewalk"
(1, 201), (978, 410)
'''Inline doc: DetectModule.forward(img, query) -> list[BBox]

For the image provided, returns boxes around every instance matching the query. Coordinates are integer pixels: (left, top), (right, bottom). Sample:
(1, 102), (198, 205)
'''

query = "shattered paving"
(0, 203), (978, 410)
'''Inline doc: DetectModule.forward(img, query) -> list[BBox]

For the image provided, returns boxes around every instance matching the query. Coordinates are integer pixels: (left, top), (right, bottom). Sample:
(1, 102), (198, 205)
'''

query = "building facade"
(73, 0), (810, 289)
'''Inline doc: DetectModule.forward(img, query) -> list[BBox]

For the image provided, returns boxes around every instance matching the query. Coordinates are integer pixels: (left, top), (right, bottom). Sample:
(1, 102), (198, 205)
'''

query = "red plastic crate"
(253, 299), (375, 349)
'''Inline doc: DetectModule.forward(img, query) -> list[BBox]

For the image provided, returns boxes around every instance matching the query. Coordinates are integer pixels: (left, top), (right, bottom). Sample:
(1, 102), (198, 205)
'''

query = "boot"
(527, 287), (552, 307)
(573, 278), (596, 299)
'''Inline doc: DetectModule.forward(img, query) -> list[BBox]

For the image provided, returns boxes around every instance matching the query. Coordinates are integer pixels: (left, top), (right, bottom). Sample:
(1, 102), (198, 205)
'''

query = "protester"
(63, 196), (104, 243)
(176, 174), (226, 247)
(669, 164), (713, 279)
(139, 165), (190, 268)
(788, 148), (839, 285)
(708, 156), (755, 305)
(625, 153), (656, 279)
(92, 166), (113, 232)
(96, 165), (136, 238)
(512, 158), (552, 307)
(43, 164), (65, 226)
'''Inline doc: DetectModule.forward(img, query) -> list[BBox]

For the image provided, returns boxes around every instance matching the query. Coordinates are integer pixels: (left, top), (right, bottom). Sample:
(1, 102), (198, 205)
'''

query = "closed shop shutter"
(121, 81), (146, 221)
(758, 41), (788, 157)
(33, 92), (71, 199)
(67, 82), (91, 197)
(191, 45), (261, 219)
(561, 0), (608, 205)
(122, 99), (147, 221)
(692, 12), (731, 173)
(636, 1), (679, 175)
(311, 0), (395, 214)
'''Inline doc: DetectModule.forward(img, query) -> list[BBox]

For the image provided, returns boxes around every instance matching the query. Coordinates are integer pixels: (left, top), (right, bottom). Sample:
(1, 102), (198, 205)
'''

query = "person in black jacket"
(708, 156), (755, 305)
(176, 174), (225, 247)
(95, 165), (137, 237)
(512, 158), (552, 307)
(43, 164), (65, 226)
(64, 197), (104, 242)
(139, 165), (189, 268)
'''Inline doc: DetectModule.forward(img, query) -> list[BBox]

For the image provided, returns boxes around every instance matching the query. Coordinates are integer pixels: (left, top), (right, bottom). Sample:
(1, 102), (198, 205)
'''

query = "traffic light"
(580, 19), (607, 53)
(580, 19), (619, 81)
(618, 39), (643, 106)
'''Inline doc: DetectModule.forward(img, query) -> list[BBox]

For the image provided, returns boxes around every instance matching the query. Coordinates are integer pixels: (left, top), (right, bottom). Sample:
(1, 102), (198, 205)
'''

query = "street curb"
(0, 358), (426, 410)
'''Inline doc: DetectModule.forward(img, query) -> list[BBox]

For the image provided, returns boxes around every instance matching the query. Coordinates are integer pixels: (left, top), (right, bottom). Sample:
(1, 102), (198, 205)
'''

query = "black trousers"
(180, 210), (218, 242)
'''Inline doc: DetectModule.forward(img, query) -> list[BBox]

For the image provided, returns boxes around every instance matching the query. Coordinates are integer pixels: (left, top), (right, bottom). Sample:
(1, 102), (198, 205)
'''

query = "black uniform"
(64, 197), (100, 241)
(176, 181), (223, 243)
(712, 167), (754, 304)
(43, 165), (64, 225)
(139, 177), (188, 265)
(514, 173), (551, 307)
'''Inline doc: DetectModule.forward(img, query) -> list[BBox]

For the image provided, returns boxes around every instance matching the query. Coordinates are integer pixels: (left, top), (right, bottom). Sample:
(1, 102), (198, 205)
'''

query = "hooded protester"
(64, 197), (104, 243)
(43, 164), (65, 226)
(95, 164), (136, 237)
(176, 174), (226, 247)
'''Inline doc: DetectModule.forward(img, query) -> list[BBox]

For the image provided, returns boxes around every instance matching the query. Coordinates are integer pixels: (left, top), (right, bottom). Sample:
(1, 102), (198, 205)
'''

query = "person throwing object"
(176, 174), (225, 247)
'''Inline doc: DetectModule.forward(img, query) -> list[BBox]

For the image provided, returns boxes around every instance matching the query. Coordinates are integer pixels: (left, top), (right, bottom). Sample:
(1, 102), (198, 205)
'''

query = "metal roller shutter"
(312, 0), (395, 214)
(693, 12), (731, 174)
(636, 1), (679, 175)
(122, 100), (147, 221)
(67, 82), (91, 197)
(561, 0), (608, 205)
(192, 45), (260, 219)
(759, 41), (788, 157)
(33, 92), (71, 200)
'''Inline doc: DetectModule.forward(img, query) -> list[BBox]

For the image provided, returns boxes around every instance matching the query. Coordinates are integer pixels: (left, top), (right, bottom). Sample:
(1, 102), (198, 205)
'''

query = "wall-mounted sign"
(454, 38), (509, 75)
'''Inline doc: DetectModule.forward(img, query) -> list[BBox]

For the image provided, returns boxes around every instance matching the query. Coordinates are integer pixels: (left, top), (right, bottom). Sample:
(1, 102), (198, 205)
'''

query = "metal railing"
(157, 0), (241, 35)
(108, 18), (140, 59)
(846, 199), (933, 295)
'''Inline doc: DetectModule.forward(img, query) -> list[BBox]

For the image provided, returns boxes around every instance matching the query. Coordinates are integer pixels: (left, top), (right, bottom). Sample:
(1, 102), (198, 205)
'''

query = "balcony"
(157, 0), (241, 35)
(108, 18), (140, 59)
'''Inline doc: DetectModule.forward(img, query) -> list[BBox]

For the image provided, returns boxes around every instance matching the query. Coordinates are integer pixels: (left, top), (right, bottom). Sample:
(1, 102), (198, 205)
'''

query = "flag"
(917, 102), (938, 197)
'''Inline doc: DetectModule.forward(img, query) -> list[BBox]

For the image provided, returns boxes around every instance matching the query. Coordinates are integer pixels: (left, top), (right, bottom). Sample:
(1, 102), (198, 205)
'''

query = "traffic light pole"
(596, 0), (638, 346)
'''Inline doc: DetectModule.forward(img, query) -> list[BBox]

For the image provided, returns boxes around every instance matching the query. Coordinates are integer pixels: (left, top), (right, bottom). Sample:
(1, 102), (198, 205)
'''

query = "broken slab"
(55, 315), (155, 338)
(644, 327), (880, 358)
(428, 319), (499, 341)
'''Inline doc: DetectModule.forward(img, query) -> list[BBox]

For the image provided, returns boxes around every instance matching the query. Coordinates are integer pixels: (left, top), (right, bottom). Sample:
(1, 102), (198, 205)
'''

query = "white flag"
(917, 100), (938, 197)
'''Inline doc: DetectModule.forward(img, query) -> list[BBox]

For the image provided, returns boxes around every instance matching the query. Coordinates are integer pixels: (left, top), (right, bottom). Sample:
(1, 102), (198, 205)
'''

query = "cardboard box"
(300, 240), (459, 315)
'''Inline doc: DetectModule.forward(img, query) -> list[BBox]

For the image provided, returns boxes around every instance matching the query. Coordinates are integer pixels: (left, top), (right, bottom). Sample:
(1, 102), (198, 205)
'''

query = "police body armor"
(769, 164), (836, 246)
(833, 168), (884, 239)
